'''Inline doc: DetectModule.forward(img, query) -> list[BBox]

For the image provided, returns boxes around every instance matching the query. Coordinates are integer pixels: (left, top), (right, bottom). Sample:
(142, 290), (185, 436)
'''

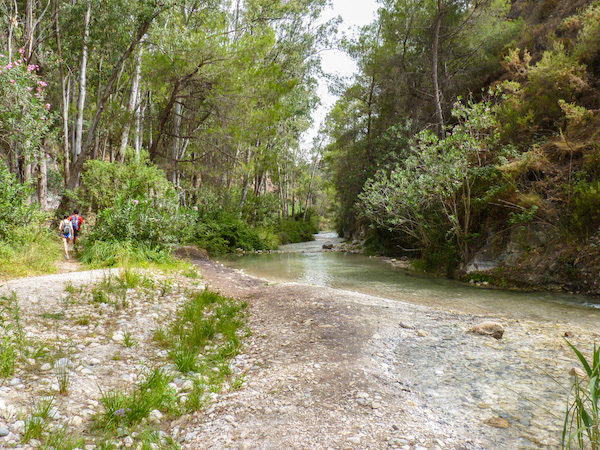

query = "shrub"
(0, 50), (54, 166)
(80, 194), (195, 266)
(277, 218), (317, 244)
(193, 211), (275, 256)
(0, 164), (46, 241)
(571, 180), (600, 238)
(77, 153), (173, 212)
(277, 209), (320, 245)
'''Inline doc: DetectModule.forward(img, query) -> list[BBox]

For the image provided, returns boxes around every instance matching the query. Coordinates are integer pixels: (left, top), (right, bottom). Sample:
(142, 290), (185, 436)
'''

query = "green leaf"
(566, 339), (593, 377)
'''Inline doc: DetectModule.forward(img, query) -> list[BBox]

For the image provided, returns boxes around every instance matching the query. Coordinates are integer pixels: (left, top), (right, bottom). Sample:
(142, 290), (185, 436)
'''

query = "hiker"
(59, 213), (73, 260)
(68, 209), (84, 245)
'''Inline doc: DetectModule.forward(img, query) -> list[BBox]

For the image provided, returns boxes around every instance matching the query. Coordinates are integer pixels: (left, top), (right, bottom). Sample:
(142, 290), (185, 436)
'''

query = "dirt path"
(0, 257), (597, 449)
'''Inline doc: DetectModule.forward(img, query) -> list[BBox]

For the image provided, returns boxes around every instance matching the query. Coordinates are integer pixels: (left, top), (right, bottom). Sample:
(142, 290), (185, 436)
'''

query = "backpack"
(71, 214), (80, 231)
(62, 219), (73, 235)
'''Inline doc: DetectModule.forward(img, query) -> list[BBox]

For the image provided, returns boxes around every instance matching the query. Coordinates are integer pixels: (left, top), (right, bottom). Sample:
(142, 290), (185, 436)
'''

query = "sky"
(302, 0), (379, 150)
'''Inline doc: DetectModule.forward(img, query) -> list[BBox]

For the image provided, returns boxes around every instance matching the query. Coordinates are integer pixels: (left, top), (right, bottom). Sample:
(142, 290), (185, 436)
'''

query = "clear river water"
(217, 232), (600, 330)
(217, 232), (600, 448)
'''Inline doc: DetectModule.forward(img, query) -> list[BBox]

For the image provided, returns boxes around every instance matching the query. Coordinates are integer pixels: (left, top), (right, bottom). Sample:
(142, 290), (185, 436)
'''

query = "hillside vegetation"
(324, 0), (600, 294)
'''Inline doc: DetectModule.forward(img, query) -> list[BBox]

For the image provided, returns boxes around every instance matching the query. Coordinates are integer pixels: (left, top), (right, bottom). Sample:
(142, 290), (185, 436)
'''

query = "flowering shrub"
(0, 49), (53, 163)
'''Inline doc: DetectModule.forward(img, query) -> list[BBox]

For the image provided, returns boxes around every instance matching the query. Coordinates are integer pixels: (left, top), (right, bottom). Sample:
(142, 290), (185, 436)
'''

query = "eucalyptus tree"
(61, 0), (170, 190)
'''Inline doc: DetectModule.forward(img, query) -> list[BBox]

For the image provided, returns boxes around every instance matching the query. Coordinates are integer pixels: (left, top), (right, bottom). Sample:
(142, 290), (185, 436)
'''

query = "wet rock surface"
(0, 259), (598, 449)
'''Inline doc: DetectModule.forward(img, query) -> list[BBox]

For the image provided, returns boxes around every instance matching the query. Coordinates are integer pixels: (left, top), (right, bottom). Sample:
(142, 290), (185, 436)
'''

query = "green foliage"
(527, 42), (588, 123)
(78, 155), (174, 212)
(193, 210), (276, 256)
(563, 341), (600, 449)
(96, 368), (177, 431)
(23, 396), (55, 443)
(0, 50), (54, 164)
(571, 4), (600, 63)
(497, 44), (589, 137)
(0, 226), (63, 278)
(508, 205), (539, 226)
(358, 99), (498, 262)
(571, 181), (600, 238)
(81, 194), (195, 266)
(278, 211), (320, 244)
(0, 164), (45, 241)
(0, 292), (23, 378)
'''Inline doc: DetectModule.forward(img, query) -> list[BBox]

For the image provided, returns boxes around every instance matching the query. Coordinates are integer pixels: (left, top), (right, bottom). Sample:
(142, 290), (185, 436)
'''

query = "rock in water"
(485, 417), (510, 428)
(468, 322), (504, 340)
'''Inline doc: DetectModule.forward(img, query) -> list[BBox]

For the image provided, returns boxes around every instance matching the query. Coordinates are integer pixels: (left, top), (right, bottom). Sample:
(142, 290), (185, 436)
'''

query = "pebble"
(0, 426), (8, 437)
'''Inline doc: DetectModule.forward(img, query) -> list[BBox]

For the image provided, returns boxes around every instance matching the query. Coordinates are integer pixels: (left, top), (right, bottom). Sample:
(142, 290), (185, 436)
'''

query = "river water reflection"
(217, 232), (600, 331)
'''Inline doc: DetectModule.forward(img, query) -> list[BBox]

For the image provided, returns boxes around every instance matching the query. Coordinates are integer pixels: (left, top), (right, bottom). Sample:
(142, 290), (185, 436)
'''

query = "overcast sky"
(302, 0), (379, 149)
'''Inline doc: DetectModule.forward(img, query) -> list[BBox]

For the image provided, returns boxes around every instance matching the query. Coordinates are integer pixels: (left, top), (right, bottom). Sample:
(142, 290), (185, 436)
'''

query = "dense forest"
(2, 0), (600, 293)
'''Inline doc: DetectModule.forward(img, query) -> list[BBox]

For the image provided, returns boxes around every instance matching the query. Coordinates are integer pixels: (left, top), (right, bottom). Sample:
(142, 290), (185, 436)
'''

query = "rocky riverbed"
(0, 258), (598, 449)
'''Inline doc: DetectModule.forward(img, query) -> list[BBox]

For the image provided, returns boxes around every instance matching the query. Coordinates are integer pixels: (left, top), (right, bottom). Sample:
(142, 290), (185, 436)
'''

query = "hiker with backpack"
(59, 213), (73, 260)
(68, 209), (84, 245)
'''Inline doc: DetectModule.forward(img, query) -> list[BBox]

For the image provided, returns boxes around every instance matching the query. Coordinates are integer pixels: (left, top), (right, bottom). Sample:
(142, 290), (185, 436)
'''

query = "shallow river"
(218, 232), (600, 330)
(218, 232), (600, 448)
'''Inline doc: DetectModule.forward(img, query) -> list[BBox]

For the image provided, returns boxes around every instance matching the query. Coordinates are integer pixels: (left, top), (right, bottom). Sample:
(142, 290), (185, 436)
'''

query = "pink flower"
(18, 48), (24, 55)
(45, 103), (51, 110)
(9, 79), (15, 84)
(27, 65), (35, 72)
(46, 154), (51, 158)
(38, 81), (47, 87)
(40, 116), (46, 121)
(133, 200), (139, 205)
(193, 206), (198, 211)
(5, 63), (12, 70)
(26, 87), (32, 92)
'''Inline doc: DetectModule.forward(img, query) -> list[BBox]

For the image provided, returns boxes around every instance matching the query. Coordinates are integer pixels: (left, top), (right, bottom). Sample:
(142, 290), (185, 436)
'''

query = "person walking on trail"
(68, 209), (84, 245)
(59, 213), (73, 260)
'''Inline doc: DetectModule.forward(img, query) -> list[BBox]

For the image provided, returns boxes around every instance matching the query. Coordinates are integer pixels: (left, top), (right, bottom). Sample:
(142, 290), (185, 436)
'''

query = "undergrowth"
(0, 226), (63, 279)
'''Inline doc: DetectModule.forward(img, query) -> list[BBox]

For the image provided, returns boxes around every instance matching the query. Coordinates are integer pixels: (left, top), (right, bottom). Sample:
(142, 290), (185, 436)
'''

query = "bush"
(80, 194), (195, 266)
(193, 211), (276, 256)
(77, 154), (173, 212)
(571, 180), (600, 238)
(0, 164), (46, 241)
(277, 209), (320, 244)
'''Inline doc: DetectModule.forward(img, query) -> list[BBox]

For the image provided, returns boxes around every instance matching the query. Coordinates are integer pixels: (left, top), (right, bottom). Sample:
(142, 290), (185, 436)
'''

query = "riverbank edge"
(329, 238), (600, 299)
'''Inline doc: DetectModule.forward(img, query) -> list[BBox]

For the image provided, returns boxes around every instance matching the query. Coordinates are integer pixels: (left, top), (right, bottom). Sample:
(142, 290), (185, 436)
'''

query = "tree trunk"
(134, 91), (145, 159)
(38, 157), (47, 210)
(66, 9), (160, 190)
(432, 0), (445, 138)
(55, 0), (70, 185)
(119, 40), (144, 160)
(74, 0), (91, 166)
(303, 154), (319, 221)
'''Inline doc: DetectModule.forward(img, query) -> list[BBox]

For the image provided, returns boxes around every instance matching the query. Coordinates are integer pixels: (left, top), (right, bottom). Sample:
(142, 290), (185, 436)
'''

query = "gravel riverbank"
(0, 258), (598, 449)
